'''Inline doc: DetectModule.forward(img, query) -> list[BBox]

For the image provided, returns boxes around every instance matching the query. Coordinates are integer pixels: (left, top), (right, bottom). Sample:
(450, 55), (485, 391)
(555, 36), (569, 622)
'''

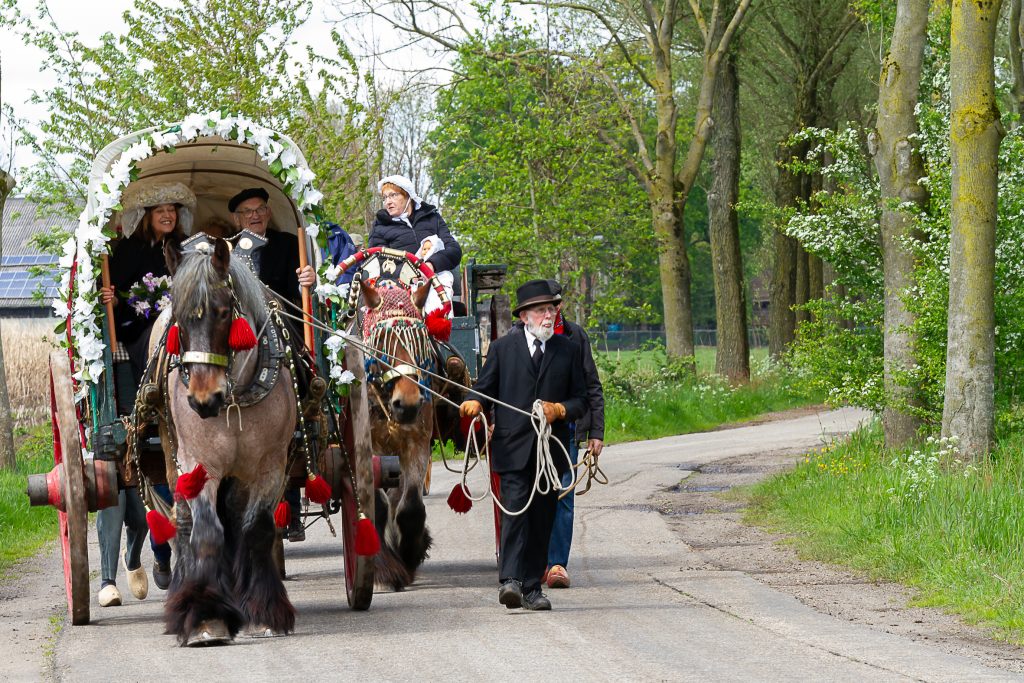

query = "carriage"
(24, 114), (510, 628)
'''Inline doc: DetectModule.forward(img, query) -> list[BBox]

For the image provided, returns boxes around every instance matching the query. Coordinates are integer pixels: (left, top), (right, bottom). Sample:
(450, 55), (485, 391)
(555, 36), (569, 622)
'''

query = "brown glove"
(541, 401), (566, 424)
(460, 400), (483, 418)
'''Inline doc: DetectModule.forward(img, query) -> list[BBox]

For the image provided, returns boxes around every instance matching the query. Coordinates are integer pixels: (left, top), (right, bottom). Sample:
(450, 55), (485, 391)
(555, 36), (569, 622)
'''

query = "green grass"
(0, 426), (58, 577)
(748, 421), (1024, 642)
(599, 348), (820, 443)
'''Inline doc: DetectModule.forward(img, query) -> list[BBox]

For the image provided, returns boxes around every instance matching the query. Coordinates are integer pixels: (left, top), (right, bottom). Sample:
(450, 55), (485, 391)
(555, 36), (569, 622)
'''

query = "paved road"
(8, 407), (1022, 681)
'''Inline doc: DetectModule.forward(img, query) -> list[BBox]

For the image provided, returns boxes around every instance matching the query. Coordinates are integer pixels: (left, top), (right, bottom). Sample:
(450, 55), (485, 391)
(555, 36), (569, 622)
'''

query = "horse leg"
(163, 483), (244, 647)
(373, 489), (412, 591)
(394, 482), (432, 580)
(233, 500), (296, 636)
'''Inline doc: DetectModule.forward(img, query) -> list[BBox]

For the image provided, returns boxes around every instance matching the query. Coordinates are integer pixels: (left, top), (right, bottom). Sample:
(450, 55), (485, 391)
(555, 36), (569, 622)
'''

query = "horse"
(159, 238), (296, 646)
(360, 278), (435, 590)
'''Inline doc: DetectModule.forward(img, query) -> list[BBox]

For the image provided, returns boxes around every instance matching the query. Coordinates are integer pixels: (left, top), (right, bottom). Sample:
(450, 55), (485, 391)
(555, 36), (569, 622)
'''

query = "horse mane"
(172, 250), (269, 328)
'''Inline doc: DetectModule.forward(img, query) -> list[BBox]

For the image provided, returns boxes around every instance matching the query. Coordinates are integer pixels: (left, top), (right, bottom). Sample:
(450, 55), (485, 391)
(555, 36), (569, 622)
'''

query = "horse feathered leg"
(233, 502), (295, 636)
(163, 491), (244, 646)
(395, 486), (432, 580)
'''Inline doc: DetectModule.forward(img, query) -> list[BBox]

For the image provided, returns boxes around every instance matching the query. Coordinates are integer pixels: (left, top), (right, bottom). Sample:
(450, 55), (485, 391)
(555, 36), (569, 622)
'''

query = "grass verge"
(748, 420), (1024, 643)
(0, 426), (58, 578)
(600, 348), (820, 443)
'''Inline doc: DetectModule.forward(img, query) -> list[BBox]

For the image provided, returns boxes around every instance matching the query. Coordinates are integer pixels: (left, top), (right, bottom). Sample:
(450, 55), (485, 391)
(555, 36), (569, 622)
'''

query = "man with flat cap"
(228, 187), (316, 303)
(230, 187), (316, 542)
(460, 278), (587, 610)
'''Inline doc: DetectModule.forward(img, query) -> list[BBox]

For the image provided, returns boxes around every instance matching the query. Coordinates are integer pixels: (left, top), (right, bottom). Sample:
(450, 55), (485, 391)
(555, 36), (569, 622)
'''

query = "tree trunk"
(808, 254), (824, 304)
(0, 169), (16, 470)
(708, 55), (749, 382)
(794, 246), (810, 326)
(769, 143), (800, 358)
(942, 0), (1004, 457)
(870, 0), (930, 449)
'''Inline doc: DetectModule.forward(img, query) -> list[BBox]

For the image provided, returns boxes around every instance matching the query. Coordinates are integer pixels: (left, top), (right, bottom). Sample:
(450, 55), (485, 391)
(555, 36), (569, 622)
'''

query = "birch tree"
(942, 0), (1004, 456)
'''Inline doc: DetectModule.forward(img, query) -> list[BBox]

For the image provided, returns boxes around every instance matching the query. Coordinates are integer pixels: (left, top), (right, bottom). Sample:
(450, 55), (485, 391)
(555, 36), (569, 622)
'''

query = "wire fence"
(588, 327), (769, 352)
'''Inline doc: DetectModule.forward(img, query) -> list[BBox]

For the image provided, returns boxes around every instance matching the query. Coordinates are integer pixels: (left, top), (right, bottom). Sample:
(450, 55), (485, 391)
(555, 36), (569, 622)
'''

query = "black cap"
(512, 278), (562, 316)
(228, 187), (270, 213)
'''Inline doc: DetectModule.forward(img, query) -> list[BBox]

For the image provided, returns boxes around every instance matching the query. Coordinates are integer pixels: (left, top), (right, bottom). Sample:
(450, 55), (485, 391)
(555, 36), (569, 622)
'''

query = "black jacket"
(108, 235), (175, 345)
(561, 320), (605, 442)
(470, 327), (586, 474)
(253, 228), (301, 304)
(369, 203), (462, 272)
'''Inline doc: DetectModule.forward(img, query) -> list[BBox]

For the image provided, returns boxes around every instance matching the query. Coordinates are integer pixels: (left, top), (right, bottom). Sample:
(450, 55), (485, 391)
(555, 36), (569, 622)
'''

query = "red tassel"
(166, 324), (180, 355)
(274, 501), (290, 529)
(354, 515), (380, 556)
(174, 463), (208, 500)
(447, 484), (473, 514)
(229, 316), (257, 351)
(146, 510), (176, 545)
(305, 473), (332, 505)
(425, 308), (452, 342)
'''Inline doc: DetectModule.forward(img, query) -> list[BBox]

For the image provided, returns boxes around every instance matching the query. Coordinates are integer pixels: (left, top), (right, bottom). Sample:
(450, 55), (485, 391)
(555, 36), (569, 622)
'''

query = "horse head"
(361, 278), (432, 425)
(167, 237), (268, 418)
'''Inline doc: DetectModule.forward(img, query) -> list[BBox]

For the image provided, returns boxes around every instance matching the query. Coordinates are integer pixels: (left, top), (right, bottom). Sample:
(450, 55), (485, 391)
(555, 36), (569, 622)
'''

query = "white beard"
(527, 321), (554, 342)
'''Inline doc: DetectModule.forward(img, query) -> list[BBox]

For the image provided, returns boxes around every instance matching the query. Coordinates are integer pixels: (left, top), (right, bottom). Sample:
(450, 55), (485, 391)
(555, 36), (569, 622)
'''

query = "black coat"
(253, 228), (301, 304)
(108, 235), (174, 345)
(560, 320), (605, 442)
(470, 327), (587, 474)
(369, 203), (462, 272)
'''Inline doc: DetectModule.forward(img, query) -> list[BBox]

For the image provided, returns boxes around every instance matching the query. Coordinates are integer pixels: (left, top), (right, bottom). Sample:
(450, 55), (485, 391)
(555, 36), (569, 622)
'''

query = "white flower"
(305, 223), (320, 239)
(180, 113), (208, 139)
(280, 147), (298, 169)
(296, 166), (316, 186)
(58, 237), (77, 269)
(302, 187), (324, 208)
(316, 281), (340, 299)
(324, 332), (346, 354)
(324, 263), (343, 283)
(52, 297), (70, 318)
(123, 140), (153, 163)
(338, 370), (356, 385)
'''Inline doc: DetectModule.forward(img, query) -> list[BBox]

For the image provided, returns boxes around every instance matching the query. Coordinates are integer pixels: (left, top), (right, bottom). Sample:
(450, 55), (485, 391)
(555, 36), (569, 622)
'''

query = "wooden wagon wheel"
(49, 350), (90, 625)
(341, 343), (375, 610)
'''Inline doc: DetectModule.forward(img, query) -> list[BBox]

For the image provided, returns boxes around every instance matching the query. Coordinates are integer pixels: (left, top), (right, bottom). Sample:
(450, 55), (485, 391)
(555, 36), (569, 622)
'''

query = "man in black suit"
(460, 279), (587, 610)
(228, 187), (316, 303)
(229, 188), (316, 542)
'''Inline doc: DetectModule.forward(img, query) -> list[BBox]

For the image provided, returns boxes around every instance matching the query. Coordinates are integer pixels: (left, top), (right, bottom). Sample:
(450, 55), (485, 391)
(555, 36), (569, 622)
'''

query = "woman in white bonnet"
(369, 174), (462, 313)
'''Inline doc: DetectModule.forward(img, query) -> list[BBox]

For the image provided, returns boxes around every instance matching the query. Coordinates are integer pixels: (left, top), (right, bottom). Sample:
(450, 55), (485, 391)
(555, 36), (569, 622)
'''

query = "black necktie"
(532, 338), (543, 371)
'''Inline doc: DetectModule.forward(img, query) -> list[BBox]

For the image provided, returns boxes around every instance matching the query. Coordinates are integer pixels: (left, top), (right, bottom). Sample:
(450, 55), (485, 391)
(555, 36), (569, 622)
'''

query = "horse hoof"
(186, 619), (232, 647)
(244, 624), (282, 638)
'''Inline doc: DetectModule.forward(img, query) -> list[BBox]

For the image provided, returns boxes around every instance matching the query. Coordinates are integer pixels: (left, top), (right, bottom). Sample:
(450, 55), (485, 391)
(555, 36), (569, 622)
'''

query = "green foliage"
(599, 347), (820, 443)
(5, 0), (379, 231)
(750, 422), (1024, 642)
(426, 24), (657, 327)
(0, 426), (58, 577)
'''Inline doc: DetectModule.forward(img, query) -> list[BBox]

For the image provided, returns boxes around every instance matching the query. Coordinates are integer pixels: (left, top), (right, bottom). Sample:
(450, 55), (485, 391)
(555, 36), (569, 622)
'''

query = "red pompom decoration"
(146, 510), (177, 545)
(447, 484), (473, 514)
(354, 515), (380, 556)
(425, 307), (452, 342)
(166, 324), (180, 355)
(305, 473), (333, 505)
(174, 463), (208, 500)
(229, 316), (257, 351)
(274, 501), (290, 529)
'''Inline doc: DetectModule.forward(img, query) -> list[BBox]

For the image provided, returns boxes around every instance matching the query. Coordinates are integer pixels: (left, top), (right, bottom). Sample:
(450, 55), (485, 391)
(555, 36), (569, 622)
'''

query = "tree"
(343, 0), (752, 362)
(6, 0), (377, 228)
(708, 52), (749, 381)
(0, 57), (17, 468)
(867, 0), (929, 448)
(942, 0), (1004, 456)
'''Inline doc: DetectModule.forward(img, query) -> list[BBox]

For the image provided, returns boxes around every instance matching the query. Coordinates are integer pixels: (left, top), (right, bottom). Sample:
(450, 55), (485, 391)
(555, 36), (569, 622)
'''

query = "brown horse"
(361, 279), (435, 590)
(160, 238), (296, 645)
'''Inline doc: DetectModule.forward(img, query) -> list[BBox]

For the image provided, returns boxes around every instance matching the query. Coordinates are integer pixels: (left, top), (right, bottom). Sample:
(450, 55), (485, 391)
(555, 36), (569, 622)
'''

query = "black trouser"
(498, 466), (558, 594)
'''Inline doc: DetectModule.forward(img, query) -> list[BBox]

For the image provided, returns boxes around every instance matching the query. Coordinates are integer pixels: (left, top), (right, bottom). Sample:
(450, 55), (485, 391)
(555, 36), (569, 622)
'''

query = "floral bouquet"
(123, 272), (172, 319)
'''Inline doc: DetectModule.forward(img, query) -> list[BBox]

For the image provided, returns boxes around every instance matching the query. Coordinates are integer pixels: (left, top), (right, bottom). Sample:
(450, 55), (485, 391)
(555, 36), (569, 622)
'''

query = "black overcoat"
(369, 203), (462, 272)
(254, 228), (301, 304)
(108, 235), (174, 345)
(471, 327), (587, 474)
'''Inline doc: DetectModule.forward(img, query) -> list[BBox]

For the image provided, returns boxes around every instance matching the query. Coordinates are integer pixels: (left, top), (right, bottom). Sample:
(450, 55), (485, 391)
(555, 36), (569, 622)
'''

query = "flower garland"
(55, 110), (352, 396)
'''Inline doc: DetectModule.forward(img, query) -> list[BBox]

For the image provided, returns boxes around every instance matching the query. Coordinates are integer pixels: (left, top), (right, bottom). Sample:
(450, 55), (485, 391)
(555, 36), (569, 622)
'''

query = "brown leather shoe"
(546, 564), (570, 589)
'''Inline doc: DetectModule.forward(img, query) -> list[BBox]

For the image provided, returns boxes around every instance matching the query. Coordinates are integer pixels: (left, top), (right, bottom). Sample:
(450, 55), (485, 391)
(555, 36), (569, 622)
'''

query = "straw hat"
(120, 182), (197, 238)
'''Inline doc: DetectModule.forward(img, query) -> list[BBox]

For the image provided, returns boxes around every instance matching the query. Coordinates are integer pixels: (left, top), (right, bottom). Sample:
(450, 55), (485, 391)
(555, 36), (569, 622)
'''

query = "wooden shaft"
(296, 227), (314, 350)
(100, 255), (118, 348)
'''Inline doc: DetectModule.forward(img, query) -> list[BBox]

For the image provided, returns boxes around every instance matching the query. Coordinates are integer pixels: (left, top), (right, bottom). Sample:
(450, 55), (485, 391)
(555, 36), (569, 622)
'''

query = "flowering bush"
(123, 273), (171, 319)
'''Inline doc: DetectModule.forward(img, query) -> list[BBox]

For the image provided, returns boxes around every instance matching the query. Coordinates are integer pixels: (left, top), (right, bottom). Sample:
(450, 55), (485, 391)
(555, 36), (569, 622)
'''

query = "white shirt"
(523, 327), (546, 357)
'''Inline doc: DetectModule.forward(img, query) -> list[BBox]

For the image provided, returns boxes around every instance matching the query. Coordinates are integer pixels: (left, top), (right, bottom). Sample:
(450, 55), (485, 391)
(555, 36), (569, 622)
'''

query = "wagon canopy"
(60, 112), (326, 386)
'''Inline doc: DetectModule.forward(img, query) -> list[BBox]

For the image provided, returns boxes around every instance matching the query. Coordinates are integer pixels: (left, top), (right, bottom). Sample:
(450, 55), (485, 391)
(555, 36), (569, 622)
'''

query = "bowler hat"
(513, 279), (562, 316)
(228, 187), (270, 213)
